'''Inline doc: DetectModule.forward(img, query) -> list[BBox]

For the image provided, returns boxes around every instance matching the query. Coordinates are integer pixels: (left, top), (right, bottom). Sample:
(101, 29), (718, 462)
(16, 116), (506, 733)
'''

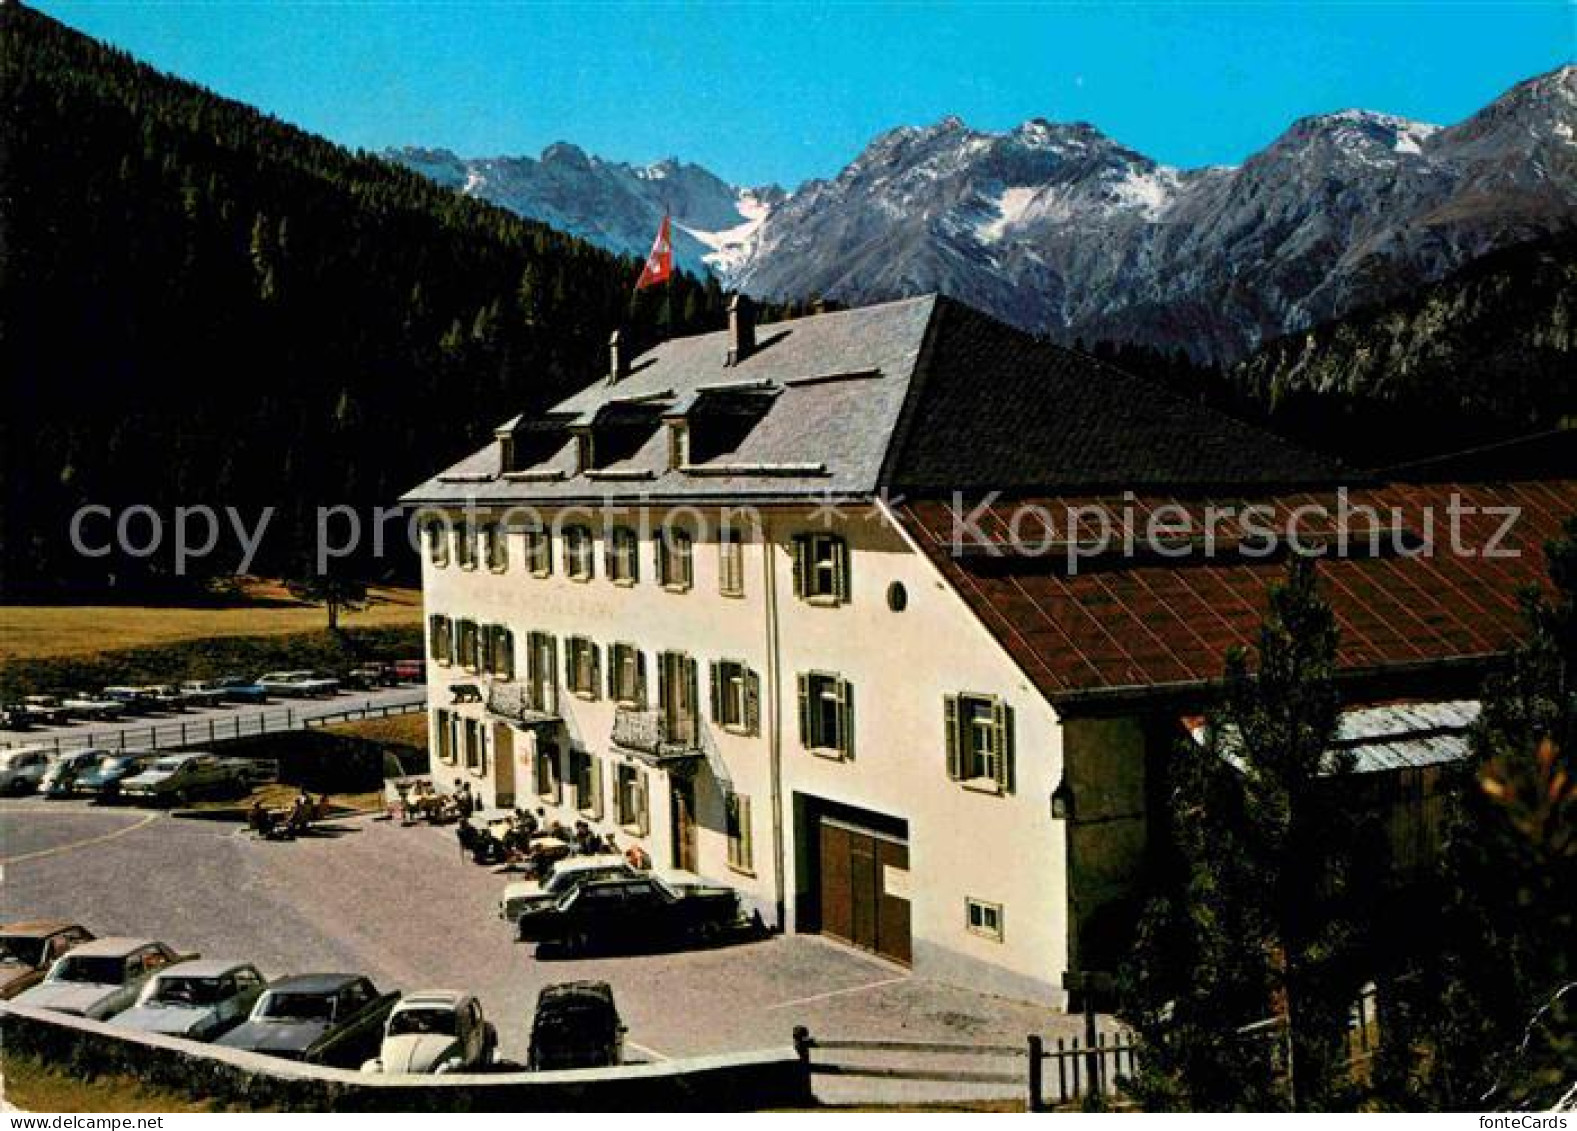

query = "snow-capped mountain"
(387, 143), (783, 276)
(392, 64), (1575, 361)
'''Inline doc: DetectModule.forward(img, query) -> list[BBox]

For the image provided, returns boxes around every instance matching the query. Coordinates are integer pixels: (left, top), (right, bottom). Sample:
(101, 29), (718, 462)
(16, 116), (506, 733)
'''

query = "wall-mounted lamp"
(1051, 777), (1075, 821)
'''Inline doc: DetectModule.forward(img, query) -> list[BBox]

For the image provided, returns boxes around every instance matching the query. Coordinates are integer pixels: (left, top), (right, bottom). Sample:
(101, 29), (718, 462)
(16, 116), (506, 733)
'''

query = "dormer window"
(683, 388), (776, 465)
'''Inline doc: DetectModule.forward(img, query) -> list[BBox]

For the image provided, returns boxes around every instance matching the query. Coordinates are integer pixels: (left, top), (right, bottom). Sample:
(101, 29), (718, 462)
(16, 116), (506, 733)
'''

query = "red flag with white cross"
(634, 214), (673, 290)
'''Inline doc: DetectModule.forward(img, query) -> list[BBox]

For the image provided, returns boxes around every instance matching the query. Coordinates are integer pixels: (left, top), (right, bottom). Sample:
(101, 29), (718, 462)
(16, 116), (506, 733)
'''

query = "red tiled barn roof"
(895, 480), (1577, 706)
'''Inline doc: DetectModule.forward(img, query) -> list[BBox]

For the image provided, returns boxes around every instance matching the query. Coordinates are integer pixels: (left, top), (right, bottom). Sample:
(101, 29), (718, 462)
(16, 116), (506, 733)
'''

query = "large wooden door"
(670, 776), (698, 872)
(817, 817), (911, 965)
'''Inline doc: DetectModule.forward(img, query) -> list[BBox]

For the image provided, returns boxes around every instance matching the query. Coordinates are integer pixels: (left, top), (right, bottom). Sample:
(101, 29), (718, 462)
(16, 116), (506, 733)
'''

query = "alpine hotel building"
(405, 294), (1576, 1006)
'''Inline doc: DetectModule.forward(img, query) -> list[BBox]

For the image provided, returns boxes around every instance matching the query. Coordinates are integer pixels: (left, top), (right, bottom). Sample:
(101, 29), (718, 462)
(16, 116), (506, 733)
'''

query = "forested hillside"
(0, 4), (732, 597)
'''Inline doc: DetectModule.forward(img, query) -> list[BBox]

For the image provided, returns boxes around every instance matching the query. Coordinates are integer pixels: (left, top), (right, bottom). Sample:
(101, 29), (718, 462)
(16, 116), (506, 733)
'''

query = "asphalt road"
(0, 800), (1090, 1103)
(0, 686), (425, 754)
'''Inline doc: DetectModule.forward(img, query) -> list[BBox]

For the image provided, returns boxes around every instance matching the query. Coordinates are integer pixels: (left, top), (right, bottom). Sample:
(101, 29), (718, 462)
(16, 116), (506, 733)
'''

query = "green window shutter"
(603, 531), (615, 578)
(685, 658), (700, 743)
(995, 701), (1015, 794)
(592, 757), (604, 820)
(657, 655), (669, 725)
(709, 660), (723, 721)
(636, 651), (648, 707)
(834, 538), (851, 603)
(791, 537), (806, 598)
(607, 646), (619, 700)
(637, 772), (650, 836)
(839, 678), (855, 759)
(745, 669), (761, 736)
(565, 638), (576, 690)
(447, 618), (458, 664)
(546, 637), (559, 712)
(945, 695), (962, 780)
(797, 673), (811, 747)
(590, 643), (602, 700)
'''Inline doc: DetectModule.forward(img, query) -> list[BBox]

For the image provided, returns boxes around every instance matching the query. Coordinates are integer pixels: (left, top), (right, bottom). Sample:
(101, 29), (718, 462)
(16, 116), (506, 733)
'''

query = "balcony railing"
(612, 706), (702, 760)
(486, 681), (559, 726)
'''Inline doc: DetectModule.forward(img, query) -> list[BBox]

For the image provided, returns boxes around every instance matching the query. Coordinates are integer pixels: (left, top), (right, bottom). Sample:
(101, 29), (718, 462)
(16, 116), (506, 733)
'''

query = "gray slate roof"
(403, 294), (1340, 506)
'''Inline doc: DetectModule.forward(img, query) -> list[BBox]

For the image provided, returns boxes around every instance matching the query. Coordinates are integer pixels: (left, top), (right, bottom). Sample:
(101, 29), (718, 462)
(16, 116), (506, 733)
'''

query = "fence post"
(1027, 1034), (1044, 1112)
(209, 718), (216, 742)
(792, 1025), (812, 1068)
(1057, 1037), (1068, 1105)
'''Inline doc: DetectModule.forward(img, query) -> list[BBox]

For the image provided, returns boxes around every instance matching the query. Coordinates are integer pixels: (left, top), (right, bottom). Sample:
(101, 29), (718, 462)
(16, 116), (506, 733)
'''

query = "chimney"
(726, 293), (756, 366)
(608, 328), (629, 384)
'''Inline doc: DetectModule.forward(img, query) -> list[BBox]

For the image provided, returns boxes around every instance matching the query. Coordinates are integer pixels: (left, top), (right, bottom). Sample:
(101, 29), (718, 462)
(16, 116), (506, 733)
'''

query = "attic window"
(583, 402), (665, 471)
(499, 417), (574, 474)
(685, 389), (777, 465)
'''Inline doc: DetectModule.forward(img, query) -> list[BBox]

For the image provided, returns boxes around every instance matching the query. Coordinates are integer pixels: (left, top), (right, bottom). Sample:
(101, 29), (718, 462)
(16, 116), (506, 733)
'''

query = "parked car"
(214, 675), (269, 705)
(0, 922), (95, 999)
(40, 749), (110, 798)
(0, 702), (39, 730)
(72, 752), (155, 801)
(513, 874), (743, 953)
(23, 695), (73, 726)
(498, 855), (711, 927)
(256, 671), (340, 698)
(392, 659), (425, 683)
(0, 748), (52, 794)
(142, 685), (195, 712)
(110, 960), (267, 1041)
(361, 990), (496, 1075)
(344, 663), (397, 690)
(101, 686), (160, 715)
(177, 679), (233, 708)
(12, 937), (191, 1020)
(60, 693), (122, 722)
(527, 981), (625, 1070)
(118, 752), (250, 805)
(217, 974), (399, 1067)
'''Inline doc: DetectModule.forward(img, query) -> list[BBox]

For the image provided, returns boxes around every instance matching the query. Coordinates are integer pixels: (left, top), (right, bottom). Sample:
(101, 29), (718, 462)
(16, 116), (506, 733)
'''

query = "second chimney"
(608, 328), (629, 384)
(727, 293), (756, 366)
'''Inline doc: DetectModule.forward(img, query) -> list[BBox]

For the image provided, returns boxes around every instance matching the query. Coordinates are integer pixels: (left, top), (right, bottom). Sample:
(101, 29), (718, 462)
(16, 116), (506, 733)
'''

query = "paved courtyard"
(0, 798), (1092, 1103)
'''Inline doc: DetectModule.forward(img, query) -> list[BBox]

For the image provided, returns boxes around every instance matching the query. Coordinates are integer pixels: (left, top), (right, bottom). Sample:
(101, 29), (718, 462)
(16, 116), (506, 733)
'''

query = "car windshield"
(260, 991), (334, 1022)
(0, 937), (45, 968)
(100, 757), (138, 773)
(388, 1008), (457, 1037)
(149, 975), (227, 1006)
(52, 955), (126, 985)
(150, 757), (185, 772)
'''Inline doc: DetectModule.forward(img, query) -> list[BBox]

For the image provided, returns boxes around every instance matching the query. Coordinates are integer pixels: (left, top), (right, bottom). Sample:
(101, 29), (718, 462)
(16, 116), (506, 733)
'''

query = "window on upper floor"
(462, 717), (484, 774)
(710, 659), (760, 736)
(564, 525), (595, 581)
(655, 527), (693, 591)
(428, 615), (454, 666)
(657, 651), (699, 747)
(565, 636), (600, 700)
(484, 625), (515, 681)
(526, 631), (558, 714)
(483, 524), (508, 572)
(944, 693), (1015, 794)
(608, 643), (646, 707)
(455, 523), (478, 570)
(793, 533), (849, 605)
(425, 520), (450, 567)
(525, 529), (553, 577)
(456, 619), (480, 672)
(605, 526), (640, 585)
(797, 672), (853, 759)
(719, 525), (746, 597)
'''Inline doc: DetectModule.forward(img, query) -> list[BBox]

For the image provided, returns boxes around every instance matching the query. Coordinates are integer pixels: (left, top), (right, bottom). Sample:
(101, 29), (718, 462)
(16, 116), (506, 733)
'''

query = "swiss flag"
(635, 214), (674, 290)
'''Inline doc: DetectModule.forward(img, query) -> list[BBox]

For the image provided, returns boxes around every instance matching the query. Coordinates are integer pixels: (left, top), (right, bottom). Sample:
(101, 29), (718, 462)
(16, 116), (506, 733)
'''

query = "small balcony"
(486, 681), (559, 727)
(612, 706), (703, 763)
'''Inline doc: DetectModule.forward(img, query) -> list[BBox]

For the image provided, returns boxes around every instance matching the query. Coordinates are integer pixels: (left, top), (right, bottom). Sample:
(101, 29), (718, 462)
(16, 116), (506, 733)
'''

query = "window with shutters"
(526, 632), (558, 714)
(455, 523), (477, 570)
(434, 709), (455, 764)
(426, 521), (450, 567)
(710, 659), (760, 736)
(572, 749), (603, 819)
(564, 525), (595, 581)
(606, 526), (640, 585)
(726, 792), (754, 874)
(616, 764), (649, 834)
(657, 651), (700, 747)
(793, 534), (850, 605)
(457, 620), (480, 672)
(486, 626), (514, 680)
(718, 526), (745, 597)
(944, 693), (1015, 794)
(525, 529), (553, 577)
(428, 615), (453, 665)
(608, 643), (646, 707)
(463, 718), (484, 773)
(797, 672), (853, 758)
(655, 527), (693, 591)
(566, 636), (600, 699)
(536, 743), (561, 804)
(483, 524), (508, 571)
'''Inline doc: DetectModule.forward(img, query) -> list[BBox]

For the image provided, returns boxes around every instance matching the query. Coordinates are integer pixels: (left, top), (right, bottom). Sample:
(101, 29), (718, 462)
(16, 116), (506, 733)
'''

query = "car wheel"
(175, 789), (190, 807)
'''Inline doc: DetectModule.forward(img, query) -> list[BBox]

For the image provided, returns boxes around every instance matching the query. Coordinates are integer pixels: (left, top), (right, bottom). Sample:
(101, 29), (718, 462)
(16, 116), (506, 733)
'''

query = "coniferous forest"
(0, 4), (740, 598)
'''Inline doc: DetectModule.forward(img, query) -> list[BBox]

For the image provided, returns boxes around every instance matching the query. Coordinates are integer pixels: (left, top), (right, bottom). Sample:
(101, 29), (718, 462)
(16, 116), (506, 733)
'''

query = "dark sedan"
(71, 753), (154, 801)
(217, 974), (398, 1067)
(513, 875), (742, 955)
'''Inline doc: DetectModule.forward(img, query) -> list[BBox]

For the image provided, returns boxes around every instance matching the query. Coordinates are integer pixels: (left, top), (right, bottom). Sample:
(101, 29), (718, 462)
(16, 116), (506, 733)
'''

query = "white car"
(60, 694), (122, 722)
(0, 748), (52, 794)
(13, 937), (192, 1020)
(110, 960), (267, 1040)
(362, 990), (494, 1075)
(255, 671), (340, 698)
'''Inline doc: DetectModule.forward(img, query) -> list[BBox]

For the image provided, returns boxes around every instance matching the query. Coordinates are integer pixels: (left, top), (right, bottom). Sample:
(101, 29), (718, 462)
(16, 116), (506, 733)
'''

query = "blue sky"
(37, 2), (1574, 187)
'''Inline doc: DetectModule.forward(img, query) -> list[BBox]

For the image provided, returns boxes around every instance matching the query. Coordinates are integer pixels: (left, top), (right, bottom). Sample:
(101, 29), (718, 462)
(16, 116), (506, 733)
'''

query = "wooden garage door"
(818, 819), (911, 965)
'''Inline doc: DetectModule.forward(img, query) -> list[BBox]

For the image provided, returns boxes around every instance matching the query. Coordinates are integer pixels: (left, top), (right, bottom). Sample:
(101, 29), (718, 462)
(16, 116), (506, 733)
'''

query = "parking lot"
(0, 686), (425, 755)
(0, 798), (1082, 1102)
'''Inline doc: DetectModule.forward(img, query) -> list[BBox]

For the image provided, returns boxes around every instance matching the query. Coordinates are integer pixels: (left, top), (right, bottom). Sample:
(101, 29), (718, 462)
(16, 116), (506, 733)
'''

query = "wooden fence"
(791, 1026), (1138, 1110)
